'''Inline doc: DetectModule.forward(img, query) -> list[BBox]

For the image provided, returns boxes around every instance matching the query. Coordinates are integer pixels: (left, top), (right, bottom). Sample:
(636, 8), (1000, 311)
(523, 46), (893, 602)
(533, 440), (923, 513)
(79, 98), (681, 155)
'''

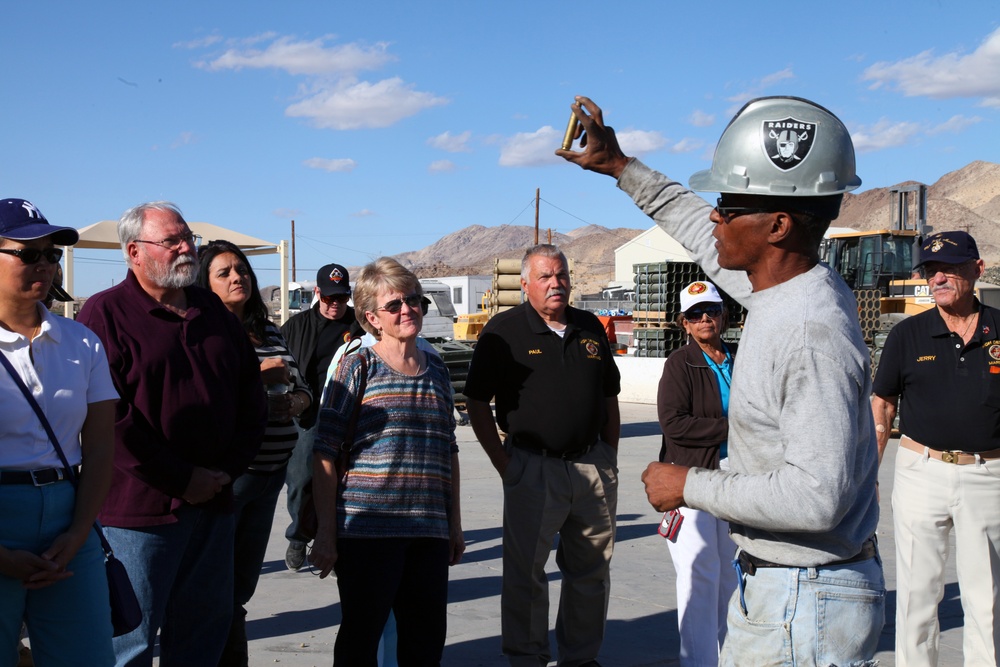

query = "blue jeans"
(0, 481), (114, 667)
(219, 469), (286, 666)
(105, 506), (235, 667)
(283, 425), (315, 543)
(723, 550), (885, 666)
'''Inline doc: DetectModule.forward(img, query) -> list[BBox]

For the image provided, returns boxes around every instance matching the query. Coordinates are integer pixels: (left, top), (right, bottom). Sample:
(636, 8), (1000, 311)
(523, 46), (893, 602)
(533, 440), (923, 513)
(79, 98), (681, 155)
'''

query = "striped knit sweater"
(250, 321), (311, 473)
(315, 346), (457, 539)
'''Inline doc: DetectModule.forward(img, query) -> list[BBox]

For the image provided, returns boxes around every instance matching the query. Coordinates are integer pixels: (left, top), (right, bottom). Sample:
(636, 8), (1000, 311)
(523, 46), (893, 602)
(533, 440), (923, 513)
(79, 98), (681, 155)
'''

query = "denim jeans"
(283, 425), (315, 543)
(105, 505), (236, 667)
(219, 469), (286, 667)
(722, 550), (885, 666)
(0, 481), (115, 667)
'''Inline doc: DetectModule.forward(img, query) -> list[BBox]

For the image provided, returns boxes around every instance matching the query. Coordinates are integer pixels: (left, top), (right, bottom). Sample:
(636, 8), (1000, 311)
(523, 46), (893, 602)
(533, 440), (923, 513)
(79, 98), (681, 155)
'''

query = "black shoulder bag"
(0, 352), (142, 637)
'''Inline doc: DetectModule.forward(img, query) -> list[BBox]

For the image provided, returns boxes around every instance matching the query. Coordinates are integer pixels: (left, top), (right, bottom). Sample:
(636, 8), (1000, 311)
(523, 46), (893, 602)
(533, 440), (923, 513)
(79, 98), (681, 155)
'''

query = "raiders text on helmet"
(689, 97), (861, 196)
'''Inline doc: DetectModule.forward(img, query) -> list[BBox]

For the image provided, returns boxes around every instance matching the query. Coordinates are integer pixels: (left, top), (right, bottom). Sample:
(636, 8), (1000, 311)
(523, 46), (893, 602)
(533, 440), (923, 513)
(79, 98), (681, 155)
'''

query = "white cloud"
(272, 208), (301, 219)
(863, 27), (1000, 106)
(351, 209), (376, 218)
(174, 35), (222, 50)
(194, 35), (448, 130)
(170, 131), (197, 149)
(850, 118), (923, 153)
(499, 126), (563, 167)
(688, 110), (715, 127)
(286, 77), (448, 130)
(428, 160), (456, 172)
(201, 36), (395, 76)
(615, 129), (667, 155)
(303, 157), (357, 172)
(669, 138), (704, 154)
(726, 67), (796, 109)
(927, 114), (983, 135)
(427, 130), (472, 153)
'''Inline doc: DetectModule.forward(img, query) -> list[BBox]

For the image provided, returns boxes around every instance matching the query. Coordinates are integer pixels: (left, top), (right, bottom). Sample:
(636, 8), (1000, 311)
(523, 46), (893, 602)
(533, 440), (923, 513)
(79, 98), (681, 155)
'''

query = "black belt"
(0, 466), (80, 486)
(738, 538), (877, 576)
(511, 441), (594, 461)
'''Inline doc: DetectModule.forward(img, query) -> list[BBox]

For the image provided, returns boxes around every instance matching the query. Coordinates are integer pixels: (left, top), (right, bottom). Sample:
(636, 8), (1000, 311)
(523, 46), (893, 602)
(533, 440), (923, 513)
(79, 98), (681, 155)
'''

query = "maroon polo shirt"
(78, 270), (267, 527)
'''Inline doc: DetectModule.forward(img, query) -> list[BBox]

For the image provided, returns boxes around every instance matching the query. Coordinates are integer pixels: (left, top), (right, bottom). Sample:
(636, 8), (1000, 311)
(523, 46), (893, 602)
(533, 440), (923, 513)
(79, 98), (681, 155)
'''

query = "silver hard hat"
(689, 96), (861, 196)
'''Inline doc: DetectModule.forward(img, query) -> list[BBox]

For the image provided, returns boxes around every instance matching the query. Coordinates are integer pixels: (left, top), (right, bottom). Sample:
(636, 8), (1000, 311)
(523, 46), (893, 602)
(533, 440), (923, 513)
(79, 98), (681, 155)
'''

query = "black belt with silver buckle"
(0, 466), (80, 486)
(738, 538), (877, 576)
(511, 441), (594, 461)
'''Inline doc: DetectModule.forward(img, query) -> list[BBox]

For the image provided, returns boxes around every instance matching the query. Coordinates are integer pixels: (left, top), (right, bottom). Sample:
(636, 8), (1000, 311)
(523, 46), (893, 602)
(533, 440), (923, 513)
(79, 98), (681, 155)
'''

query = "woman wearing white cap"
(656, 280), (737, 667)
(0, 198), (117, 665)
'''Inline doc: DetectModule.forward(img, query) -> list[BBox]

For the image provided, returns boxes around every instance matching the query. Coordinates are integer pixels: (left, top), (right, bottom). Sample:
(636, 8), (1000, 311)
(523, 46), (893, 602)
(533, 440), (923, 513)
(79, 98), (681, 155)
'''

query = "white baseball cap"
(679, 281), (723, 313)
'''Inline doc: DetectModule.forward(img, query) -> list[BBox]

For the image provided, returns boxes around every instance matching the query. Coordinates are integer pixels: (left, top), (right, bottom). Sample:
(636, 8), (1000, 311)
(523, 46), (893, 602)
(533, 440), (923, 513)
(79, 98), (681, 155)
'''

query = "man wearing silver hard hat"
(872, 230), (1000, 666)
(559, 97), (883, 665)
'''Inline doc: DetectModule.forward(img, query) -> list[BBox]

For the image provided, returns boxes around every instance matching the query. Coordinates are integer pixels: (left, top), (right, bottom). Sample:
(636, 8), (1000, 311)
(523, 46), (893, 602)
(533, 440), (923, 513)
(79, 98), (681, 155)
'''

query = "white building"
(612, 226), (693, 288)
(426, 275), (491, 316)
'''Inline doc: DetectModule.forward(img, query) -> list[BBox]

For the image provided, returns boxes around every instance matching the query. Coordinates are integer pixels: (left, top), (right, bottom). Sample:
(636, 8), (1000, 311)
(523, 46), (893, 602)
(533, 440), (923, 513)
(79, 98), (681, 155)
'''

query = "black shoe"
(285, 541), (306, 571)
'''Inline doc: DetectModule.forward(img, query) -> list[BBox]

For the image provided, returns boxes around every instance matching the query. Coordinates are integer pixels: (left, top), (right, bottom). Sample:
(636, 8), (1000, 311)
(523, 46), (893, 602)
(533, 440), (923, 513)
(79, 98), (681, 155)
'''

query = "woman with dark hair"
(196, 240), (312, 667)
(309, 256), (463, 666)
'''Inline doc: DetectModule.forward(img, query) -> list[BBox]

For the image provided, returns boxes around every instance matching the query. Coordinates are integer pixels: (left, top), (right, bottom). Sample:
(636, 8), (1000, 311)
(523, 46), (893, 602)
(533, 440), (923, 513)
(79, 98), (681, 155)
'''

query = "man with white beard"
(79, 202), (266, 666)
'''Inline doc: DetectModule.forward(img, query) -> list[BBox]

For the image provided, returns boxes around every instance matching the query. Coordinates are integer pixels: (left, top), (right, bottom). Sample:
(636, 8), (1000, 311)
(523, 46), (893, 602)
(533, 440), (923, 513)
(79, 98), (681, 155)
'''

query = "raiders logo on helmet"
(761, 117), (815, 171)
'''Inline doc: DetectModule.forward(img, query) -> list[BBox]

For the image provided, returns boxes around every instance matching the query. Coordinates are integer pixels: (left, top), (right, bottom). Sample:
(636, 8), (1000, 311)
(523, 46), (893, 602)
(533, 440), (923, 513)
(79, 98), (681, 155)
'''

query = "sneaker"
(285, 541), (307, 571)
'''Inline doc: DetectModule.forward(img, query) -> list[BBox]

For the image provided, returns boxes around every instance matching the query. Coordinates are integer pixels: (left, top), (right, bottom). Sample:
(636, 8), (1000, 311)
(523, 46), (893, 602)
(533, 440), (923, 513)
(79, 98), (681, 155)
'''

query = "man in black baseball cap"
(872, 228), (1000, 664)
(279, 262), (365, 570)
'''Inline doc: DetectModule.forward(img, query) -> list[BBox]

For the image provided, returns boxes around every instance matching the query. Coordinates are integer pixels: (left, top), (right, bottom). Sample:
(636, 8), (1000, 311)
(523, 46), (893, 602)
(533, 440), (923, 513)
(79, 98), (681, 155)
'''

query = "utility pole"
(290, 219), (296, 282)
(534, 188), (540, 245)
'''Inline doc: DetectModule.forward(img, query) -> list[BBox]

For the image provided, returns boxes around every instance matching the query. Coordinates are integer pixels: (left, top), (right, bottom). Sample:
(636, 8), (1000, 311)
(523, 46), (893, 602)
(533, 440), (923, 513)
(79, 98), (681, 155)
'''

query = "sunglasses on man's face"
(0, 247), (63, 265)
(377, 294), (429, 315)
(684, 304), (723, 320)
(320, 293), (350, 305)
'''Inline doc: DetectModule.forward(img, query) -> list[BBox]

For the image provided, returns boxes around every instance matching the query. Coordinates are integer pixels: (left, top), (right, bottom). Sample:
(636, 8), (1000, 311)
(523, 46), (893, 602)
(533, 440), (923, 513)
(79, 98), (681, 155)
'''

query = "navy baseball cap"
(914, 231), (979, 268)
(317, 263), (351, 296)
(0, 199), (79, 246)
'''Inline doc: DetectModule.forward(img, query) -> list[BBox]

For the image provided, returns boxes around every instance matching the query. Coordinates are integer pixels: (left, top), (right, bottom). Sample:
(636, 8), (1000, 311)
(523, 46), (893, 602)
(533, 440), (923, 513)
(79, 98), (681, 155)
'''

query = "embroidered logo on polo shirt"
(989, 344), (1000, 361)
(916, 355), (936, 362)
(528, 349), (542, 355)
(580, 338), (601, 360)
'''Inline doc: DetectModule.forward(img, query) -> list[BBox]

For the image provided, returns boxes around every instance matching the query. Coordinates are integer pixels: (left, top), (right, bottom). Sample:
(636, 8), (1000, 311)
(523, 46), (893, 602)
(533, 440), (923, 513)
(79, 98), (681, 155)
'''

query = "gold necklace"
(957, 310), (978, 340)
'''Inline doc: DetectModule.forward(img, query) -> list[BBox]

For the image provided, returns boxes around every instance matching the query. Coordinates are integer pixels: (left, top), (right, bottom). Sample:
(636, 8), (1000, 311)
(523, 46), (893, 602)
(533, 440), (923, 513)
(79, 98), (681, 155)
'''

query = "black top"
(280, 304), (364, 429)
(873, 302), (1000, 452)
(465, 302), (621, 455)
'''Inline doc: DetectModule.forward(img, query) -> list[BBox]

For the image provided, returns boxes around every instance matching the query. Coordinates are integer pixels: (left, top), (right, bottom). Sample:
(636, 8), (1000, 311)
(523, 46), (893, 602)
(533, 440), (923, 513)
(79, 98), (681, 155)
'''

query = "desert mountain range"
(393, 160), (1000, 295)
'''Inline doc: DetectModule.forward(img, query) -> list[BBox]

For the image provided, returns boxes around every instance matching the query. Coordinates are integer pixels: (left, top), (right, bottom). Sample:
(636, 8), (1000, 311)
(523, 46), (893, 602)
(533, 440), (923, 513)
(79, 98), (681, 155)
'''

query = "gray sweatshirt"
(619, 159), (879, 566)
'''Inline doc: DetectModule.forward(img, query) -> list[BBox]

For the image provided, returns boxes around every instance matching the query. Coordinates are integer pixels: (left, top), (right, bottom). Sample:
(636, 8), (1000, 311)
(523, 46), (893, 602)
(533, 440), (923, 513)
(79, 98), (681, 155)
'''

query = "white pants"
(666, 507), (737, 667)
(892, 445), (1000, 667)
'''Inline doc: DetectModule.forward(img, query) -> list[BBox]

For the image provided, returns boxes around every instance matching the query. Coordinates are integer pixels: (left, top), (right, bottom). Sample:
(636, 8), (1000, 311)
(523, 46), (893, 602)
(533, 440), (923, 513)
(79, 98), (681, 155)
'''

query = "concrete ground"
(240, 401), (963, 666)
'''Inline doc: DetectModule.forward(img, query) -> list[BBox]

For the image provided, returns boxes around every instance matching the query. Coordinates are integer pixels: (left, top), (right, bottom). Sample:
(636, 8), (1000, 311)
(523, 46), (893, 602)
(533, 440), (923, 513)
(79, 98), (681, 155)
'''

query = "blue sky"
(3, 1), (998, 296)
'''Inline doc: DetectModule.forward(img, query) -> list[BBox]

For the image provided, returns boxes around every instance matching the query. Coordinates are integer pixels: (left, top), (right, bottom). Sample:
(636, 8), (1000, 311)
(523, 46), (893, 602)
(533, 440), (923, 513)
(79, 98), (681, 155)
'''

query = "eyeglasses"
(684, 304), (723, 320)
(918, 262), (973, 280)
(320, 293), (350, 305)
(134, 233), (202, 251)
(715, 198), (775, 224)
(0, 247), (63, 265)
(376, 294), (429, 315)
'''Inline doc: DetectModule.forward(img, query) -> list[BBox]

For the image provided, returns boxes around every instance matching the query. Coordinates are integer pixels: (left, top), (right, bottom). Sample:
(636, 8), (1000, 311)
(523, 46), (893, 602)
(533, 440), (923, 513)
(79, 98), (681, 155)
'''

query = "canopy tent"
(61, 220), (291, 321)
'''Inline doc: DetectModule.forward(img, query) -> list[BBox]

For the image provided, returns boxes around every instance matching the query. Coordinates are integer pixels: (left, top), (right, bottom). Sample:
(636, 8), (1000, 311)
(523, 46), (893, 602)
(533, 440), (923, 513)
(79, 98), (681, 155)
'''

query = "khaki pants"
(500, 441), (618, 667)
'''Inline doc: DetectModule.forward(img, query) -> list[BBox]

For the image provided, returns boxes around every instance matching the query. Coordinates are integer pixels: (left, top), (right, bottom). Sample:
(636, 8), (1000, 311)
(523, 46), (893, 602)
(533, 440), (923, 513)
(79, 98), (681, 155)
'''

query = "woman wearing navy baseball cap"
(0, 198), (117, 665)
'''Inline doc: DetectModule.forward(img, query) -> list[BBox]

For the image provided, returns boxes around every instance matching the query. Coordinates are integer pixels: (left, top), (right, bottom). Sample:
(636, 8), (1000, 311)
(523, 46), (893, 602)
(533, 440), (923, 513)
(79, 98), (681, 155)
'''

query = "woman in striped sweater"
(196, 240), (312, 667)
(310, 257), (463, 666)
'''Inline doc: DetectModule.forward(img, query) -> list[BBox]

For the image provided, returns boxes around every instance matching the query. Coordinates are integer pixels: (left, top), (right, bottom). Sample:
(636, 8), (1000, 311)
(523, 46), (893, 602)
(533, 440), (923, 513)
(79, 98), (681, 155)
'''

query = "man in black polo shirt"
(872, 230), (1000, 666)
(280, 263), (364, 570)
(466, 244), (621, 667)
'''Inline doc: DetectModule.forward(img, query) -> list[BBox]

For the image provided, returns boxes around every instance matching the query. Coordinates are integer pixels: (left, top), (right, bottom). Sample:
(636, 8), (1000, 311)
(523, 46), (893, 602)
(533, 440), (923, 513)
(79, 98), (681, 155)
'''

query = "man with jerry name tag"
(872, 229), (1000, 666)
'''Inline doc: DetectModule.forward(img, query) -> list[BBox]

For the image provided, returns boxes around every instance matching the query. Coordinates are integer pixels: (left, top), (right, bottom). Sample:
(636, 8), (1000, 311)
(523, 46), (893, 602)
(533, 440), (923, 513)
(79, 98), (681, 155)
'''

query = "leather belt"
(900, 437), (1000, 465)
(511, 440), (594, 461)
(738, 539), (877, 576)
(0, 465), (80, 486)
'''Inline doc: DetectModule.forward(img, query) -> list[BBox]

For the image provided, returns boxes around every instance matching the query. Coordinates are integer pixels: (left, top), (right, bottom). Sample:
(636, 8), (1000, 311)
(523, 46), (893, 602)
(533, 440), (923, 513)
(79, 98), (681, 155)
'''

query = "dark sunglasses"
(684, 304), (723, 320)
(715, 198), (775, 224)
(0, 247), (64, 265)
(377, 294), (429, 315)
(320, 293), (350, 305)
